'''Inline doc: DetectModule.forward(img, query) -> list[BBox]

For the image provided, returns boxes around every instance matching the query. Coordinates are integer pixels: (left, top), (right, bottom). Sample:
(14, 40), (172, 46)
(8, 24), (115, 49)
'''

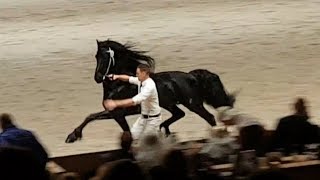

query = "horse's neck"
(103, 80), (138, 100)
(103, 80), (124, 90)
(102, 79), (133, 99)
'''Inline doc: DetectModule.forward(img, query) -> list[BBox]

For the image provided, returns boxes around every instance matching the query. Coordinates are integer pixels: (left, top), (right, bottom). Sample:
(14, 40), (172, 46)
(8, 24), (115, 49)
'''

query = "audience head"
(293, 97), (309, 117)
(210, 126), (229, 138)
(0, 113), (15, 131)
(216, 106), (240, 126)
(162, 149), (188, 178)
(139, 133), (162, 150)
(93, 159), (145, 180)
(120, 131), (133, 151)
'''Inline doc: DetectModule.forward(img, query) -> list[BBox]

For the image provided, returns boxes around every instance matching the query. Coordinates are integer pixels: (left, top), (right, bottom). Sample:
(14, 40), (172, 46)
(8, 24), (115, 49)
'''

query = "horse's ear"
(96, 39), (100, 46)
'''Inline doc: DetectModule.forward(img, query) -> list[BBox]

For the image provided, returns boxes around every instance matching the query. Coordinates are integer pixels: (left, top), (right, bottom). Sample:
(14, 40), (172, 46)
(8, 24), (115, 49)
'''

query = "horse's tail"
(188, 69), (236, 108)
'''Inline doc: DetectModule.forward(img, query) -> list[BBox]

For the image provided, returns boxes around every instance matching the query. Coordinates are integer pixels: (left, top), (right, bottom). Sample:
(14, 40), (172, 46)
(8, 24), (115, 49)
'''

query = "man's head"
(136, 64), (151, 82)
(0, 113), (15, 131)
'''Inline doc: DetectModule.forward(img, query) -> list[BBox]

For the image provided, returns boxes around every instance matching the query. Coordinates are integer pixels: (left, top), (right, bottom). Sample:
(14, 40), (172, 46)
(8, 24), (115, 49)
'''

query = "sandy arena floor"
(1, 0), (320, 157)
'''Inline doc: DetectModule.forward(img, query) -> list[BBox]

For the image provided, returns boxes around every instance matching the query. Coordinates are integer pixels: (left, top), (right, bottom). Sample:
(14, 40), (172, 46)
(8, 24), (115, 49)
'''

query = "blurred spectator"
(216, 106), (266, 156)
(148, 165), (171, 180)
(162, 149), (191, 180)
(102, 131), (135, 162)
(198, 126), (239, 164)
(135, 133), (170, 172)
(90, 159), (145, 180)
(0, 113), (49, 169)
(271, 97), (320, 155)
(0, 146), (49, 180)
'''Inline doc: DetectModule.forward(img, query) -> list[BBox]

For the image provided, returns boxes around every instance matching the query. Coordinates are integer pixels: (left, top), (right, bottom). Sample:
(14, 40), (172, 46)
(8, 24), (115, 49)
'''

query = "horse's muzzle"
(94, 73), (104, 83)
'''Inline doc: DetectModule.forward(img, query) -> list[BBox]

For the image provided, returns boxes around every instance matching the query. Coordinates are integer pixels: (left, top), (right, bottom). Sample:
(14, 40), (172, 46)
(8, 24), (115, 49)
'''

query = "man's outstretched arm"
(103, 84), (153, 111)
(109, 74), (140, 85)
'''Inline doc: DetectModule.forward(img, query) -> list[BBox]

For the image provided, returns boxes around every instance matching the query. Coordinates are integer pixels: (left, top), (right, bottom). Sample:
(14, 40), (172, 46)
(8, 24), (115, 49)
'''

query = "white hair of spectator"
(216, 106), (240, 122)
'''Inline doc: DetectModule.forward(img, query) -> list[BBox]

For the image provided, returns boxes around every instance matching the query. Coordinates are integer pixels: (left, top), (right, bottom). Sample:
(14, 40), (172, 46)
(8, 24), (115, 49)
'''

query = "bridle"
(102, 47), (115, 81)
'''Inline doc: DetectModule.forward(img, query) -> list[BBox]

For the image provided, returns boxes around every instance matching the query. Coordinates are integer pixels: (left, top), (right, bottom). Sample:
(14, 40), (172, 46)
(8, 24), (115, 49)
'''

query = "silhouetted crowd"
(1, 97), (319, 180)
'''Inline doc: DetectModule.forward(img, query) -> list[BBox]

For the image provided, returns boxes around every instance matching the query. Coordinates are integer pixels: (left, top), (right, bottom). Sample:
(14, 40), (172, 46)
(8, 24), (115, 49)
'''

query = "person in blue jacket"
(0, 113), (48, 169)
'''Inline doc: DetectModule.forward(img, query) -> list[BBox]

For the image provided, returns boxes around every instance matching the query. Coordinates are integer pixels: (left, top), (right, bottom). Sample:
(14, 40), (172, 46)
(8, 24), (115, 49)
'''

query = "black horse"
(65, 39), (238, 143)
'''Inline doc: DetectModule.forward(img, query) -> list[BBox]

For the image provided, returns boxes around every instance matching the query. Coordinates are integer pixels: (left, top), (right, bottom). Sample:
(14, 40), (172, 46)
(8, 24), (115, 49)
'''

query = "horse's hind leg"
(159, 105), (185, 136)
(183, 103), (216, 127)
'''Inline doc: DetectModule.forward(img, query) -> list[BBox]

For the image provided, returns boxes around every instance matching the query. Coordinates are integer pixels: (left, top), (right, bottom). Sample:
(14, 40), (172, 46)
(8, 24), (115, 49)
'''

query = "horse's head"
(95, 39), (124, 83)
(94, 39), (155, 84)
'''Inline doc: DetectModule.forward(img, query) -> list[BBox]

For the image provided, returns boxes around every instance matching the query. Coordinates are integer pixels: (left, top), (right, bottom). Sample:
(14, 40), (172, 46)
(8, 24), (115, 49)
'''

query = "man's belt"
(142, 113), (161, 119)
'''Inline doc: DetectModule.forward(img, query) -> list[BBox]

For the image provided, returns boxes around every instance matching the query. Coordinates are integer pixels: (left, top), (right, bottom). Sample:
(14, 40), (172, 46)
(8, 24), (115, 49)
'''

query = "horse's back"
(151, 71), (199, 105)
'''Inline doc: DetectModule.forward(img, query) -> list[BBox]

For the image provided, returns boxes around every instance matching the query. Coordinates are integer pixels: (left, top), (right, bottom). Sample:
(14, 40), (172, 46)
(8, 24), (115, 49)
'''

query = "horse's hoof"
(159, 124), (164, 131)
(65, 130), (82, 143)
(164, 130), (171, 137)
(159, 124), (171, 137)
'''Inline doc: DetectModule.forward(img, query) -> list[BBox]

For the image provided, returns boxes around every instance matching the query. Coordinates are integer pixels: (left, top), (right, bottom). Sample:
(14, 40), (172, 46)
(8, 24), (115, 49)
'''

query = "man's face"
(136, 68), (147, 81)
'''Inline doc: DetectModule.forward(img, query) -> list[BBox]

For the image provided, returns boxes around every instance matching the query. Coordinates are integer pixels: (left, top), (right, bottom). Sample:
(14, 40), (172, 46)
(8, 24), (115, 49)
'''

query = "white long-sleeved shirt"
(129, 76), (161, 116)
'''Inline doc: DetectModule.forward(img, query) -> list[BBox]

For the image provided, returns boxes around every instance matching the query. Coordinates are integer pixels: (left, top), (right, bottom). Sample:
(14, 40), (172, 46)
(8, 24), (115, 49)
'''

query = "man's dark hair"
(137, 64), (151, 74)
(0, 113), (14, 129)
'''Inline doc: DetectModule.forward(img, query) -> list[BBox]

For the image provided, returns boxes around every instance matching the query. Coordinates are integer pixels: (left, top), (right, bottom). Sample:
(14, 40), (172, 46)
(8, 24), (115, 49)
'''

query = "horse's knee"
(176, 109), (185, 118)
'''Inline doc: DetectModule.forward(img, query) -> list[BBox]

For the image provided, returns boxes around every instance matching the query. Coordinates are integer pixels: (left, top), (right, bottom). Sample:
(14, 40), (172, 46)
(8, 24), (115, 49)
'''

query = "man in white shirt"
(103, 64), (162, 140)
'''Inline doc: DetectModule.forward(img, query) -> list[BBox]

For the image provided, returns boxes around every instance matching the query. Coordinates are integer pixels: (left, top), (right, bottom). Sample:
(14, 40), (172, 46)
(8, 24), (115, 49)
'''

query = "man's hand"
(107, 74), (131, 82)
(107, 74), (117, 81)
(103, 99), (117, 111)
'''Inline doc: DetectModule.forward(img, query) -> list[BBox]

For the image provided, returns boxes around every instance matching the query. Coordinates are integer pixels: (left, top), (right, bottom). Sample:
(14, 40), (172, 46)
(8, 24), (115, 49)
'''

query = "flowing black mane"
(123, 42), (156, 71)
(97, 39), (156, 74)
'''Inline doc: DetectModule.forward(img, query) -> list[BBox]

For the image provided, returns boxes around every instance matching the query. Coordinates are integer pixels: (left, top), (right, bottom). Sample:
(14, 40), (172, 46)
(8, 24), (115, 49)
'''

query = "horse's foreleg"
(112, 106), (142, 133)
(65, 110), (113, 143)
(65, 106), (141, 143)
